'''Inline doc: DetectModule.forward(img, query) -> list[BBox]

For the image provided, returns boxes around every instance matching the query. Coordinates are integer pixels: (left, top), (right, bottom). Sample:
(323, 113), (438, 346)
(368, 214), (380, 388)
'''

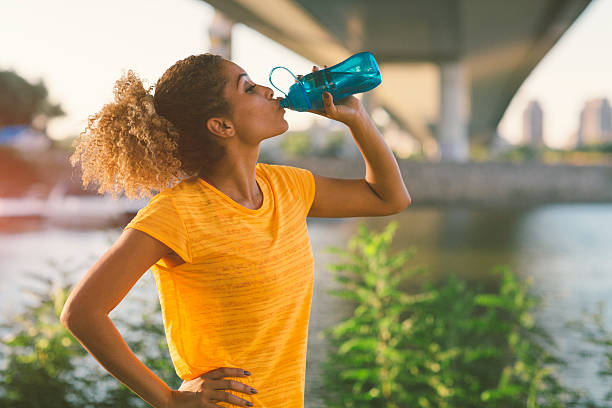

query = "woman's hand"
(166, 367), (256, 408)
(296, 65), (365, 125)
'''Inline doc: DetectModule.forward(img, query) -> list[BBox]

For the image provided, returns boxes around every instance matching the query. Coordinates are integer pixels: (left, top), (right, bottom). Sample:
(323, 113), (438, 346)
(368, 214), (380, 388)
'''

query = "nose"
(262, 85), (274, 99)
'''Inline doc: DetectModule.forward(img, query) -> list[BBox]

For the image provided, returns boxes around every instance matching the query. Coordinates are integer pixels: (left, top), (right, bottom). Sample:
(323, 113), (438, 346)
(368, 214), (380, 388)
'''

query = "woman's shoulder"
(139, 177), (198, 211)
(160, 176), (201, 196)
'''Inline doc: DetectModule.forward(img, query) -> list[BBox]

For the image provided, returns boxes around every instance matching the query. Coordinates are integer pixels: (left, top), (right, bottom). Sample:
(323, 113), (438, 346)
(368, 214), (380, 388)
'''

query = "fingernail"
(246, 402), (253, 407)
(244, 370), (251, 376)
(250, 388), (258, 394)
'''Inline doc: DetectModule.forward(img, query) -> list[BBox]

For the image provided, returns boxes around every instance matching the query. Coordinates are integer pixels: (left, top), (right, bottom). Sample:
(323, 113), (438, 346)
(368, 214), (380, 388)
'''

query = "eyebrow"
(236, 73), (248, 89)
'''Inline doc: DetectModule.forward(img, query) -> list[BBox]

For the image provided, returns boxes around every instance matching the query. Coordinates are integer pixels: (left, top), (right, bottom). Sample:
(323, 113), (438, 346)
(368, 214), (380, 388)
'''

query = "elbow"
(388, 195), (411, 214)
(60, 308), (99, 336)
(60, 290), (109, 330)
(397, 195), (412, 212)
(60, 306), (76, 328)
(60, 303), (95, 330)
(404, 194), (412, 208)
(60, 295), (77, 327)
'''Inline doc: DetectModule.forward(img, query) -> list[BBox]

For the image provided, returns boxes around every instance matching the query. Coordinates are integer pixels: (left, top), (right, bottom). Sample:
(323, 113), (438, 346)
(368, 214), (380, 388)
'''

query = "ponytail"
(70, 53), (231, 200)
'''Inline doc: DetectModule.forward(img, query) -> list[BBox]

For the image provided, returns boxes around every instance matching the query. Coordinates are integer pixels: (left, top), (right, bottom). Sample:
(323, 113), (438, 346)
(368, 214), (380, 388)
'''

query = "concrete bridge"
(202, 0), (591, 162)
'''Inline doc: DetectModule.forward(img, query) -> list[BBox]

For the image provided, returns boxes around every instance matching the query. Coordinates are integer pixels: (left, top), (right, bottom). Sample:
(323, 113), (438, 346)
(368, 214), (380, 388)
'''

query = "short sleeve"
(123, 192), (192, 264)
(280, 165), (316, 215)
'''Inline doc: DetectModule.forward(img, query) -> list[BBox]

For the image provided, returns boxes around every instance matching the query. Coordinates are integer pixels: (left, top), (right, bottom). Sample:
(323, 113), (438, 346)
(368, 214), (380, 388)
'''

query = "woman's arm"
(303, 65), (411, 218)
(60, 228), (175, 408)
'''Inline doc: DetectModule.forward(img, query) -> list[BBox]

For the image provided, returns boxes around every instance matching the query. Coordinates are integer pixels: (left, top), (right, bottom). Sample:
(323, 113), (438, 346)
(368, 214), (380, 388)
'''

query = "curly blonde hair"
(70, 53), (231, 200)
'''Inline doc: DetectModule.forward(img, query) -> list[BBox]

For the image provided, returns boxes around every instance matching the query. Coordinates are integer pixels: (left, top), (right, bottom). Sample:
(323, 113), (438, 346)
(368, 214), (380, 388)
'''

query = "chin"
(262, 125), (288, 141)
(277, 119), (289, 135)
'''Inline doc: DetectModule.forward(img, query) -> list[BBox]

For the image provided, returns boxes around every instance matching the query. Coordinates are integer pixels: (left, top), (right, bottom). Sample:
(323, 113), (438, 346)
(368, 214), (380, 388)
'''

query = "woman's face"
(220, 60), (288, 144)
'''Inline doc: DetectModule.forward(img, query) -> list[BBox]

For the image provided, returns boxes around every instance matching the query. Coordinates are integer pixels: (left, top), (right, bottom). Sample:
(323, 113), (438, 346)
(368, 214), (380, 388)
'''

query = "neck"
(197, 158), (261, 204)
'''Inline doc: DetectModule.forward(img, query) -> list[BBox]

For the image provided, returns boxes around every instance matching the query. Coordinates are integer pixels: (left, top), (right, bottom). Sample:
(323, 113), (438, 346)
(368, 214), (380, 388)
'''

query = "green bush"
(280, 131), (314, 158)
(2, 223), (610, 406)
(499, 145), (543, 162)
(0, 270), (181, 407)
(0, 272), (90, 408)
(575, 142), (612, 153)
(320, 131), (346, 158)
(320, 221), (594, 407)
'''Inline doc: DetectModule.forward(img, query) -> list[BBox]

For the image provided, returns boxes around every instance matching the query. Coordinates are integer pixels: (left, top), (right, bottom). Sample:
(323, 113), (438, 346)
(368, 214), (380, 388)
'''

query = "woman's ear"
(206, 117), (235, 138)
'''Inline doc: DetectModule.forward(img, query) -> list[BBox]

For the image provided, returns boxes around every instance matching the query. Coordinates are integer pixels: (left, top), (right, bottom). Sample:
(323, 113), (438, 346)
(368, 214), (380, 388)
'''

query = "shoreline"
(2, 147), (611, 208)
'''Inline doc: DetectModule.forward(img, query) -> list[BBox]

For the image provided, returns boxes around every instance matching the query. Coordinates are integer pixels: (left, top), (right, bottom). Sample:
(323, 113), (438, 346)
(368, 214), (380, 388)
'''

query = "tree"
(0, 69), (64, 127)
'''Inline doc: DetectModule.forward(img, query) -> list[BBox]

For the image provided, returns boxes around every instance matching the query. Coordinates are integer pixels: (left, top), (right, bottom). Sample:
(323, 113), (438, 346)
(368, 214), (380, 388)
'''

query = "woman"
(61, 53), (410, 408)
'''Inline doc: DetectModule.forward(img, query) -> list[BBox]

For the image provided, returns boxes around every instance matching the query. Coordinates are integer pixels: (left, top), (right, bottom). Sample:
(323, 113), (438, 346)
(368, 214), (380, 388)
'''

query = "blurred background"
(1, 0), (611, 406)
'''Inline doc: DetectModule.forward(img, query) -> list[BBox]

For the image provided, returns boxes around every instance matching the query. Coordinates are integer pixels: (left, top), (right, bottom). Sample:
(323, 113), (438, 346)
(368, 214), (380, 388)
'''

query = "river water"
(1, 203), (611, 405)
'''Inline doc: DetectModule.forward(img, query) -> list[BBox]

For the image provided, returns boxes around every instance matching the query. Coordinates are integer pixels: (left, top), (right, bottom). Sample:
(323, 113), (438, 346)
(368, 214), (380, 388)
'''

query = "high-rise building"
(522, 100), (544, 147)
(577, 97), (612, 146)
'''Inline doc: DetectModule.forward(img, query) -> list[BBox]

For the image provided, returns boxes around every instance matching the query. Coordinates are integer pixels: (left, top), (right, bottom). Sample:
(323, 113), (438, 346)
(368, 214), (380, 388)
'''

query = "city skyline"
(522, 100), (544, 147)
(520, 96), (612, 149)
(497, 0), (612, 149)
(577, 97), (612, 146)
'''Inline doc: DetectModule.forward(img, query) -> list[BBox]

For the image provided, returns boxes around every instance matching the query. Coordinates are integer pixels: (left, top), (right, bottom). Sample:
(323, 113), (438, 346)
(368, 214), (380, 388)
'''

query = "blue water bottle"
(269, 51), (382, 112)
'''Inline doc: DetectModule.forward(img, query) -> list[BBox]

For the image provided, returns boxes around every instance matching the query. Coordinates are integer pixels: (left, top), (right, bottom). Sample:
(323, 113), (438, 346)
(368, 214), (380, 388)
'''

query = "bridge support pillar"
(208, 10), (233, 59)
(438, 61), (470, 162)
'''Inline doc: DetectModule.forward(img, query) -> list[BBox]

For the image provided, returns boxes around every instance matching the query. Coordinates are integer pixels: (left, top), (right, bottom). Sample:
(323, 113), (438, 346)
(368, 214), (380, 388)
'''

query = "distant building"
(577, 97), (612, 146)
(522, 100), (544, 147)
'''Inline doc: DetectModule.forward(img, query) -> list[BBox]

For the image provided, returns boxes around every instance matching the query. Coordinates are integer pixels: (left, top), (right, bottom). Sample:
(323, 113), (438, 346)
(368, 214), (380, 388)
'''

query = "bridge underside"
(204, 0), (591, 161)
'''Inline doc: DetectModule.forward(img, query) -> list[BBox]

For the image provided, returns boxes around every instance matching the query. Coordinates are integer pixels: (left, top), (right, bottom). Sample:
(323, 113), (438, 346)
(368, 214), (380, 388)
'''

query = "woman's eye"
(246, 84), (256, 92)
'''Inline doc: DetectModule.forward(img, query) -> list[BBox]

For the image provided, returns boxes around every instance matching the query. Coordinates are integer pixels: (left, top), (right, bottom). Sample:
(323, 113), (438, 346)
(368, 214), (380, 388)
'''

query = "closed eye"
(246, 84), (256, 93)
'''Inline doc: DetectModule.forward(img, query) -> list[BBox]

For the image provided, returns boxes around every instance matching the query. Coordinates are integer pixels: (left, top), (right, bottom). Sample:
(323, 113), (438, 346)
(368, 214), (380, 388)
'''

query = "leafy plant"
(2, 222), (610, 407)
(500, 145), (543, 162)
(0, 271), (90, 408)
(320, 221), (594, 407)
(280, 131), (314, 157)
(0, 69), (64, 127)
(319, 131), (347, 158)
(0, 269), (180, 407)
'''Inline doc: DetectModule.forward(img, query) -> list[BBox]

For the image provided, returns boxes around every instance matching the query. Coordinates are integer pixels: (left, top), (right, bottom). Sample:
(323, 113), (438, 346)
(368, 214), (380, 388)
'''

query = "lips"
(275, 97), (284, 110)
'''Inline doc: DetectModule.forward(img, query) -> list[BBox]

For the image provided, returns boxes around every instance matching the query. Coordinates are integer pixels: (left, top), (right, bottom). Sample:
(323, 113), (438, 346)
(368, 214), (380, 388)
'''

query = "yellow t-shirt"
(123, 162), (316, 408)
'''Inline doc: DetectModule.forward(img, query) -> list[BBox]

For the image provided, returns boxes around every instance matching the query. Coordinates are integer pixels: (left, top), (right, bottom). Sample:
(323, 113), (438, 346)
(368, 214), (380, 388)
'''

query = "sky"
(497, 0), (612, 148)
(1, 0), (611, 150)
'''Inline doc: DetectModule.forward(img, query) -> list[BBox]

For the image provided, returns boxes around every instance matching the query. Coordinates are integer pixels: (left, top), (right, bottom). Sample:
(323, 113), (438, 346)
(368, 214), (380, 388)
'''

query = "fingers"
(197, 367), (256, 407)
(218, 379), (257, 395)
(209, 388), (254, 407)
(202, 367), (251, 380)
(295, 64), (328, 82)
(322, 91), (335, 114)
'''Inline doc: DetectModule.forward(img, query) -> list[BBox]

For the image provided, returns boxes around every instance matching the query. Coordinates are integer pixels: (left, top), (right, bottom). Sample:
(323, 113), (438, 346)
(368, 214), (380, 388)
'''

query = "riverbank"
(282, 157), (612, 208)
(2, 147), (612, 207)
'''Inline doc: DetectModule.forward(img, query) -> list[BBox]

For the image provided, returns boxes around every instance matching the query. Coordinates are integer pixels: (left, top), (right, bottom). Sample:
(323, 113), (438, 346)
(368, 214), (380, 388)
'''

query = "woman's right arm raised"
(60, 228), (182, 408)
